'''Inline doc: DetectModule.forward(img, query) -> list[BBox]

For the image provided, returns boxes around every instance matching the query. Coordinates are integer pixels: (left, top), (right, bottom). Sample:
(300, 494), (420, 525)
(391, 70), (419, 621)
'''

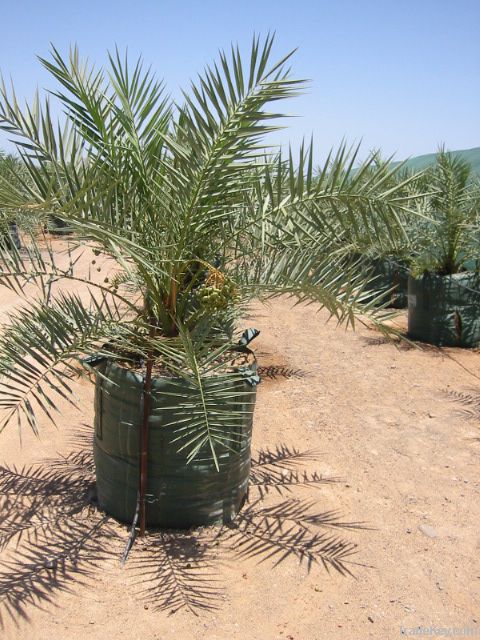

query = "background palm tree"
(411, 148), (480, 276)
(0, 151), (28, 249)
(406, 149), (480, 347)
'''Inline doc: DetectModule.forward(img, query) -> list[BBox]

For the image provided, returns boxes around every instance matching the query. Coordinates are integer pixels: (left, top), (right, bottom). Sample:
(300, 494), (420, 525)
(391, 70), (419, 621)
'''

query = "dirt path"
(0, 249), (479, 640)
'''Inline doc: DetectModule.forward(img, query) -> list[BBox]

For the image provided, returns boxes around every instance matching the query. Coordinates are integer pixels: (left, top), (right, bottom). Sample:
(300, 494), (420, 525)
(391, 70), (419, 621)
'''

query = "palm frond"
(0, 289), (130, 433)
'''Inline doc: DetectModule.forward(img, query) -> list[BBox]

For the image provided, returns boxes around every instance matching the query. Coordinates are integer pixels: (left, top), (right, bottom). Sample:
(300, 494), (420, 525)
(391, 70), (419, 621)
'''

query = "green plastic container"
(93, 359), (257, 528)
(1, 223), (21, 250)
(408, 272), (480, 347)
(364, 257), (409, 309)
(47, 215), (72, 235)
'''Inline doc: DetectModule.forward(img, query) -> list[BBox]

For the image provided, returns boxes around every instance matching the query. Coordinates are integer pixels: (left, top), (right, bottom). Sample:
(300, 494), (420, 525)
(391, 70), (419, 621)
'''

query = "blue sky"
(0, 0), (478, 161)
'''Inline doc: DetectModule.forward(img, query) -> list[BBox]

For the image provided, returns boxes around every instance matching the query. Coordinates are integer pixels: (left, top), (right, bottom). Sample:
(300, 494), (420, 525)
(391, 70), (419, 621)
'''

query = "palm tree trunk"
(139, 306), (157, 536)
(139, 351), (153, 536)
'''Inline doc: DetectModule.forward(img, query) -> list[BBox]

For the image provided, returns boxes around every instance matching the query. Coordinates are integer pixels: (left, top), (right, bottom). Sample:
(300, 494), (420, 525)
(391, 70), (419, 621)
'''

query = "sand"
(0, 241), (479, 640)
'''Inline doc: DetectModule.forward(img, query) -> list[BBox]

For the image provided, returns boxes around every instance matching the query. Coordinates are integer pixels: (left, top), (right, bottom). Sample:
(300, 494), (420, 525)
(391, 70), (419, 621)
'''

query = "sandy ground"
(1, 241), (479, 640)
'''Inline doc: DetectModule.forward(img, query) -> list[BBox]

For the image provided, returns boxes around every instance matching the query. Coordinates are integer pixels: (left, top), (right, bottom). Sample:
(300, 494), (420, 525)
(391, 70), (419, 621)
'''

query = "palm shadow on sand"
(0, 426), (368, 625)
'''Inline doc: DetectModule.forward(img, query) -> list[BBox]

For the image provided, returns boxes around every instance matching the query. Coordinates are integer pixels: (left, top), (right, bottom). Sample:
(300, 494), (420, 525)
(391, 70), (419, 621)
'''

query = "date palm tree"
(407, 149), (480, 347)
(0, 36), (419, 530)
(0, 150), (26, 248)
(411, 149), (480, 276)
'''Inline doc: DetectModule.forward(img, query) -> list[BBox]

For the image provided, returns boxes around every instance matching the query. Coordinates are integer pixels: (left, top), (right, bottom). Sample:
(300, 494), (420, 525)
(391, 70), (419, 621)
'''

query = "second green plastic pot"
(407, 272), (480, 347)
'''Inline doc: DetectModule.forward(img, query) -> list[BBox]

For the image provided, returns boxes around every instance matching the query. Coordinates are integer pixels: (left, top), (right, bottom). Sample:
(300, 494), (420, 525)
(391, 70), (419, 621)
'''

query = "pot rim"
(409, 270), (480, 282)
(90, 348), (258, 388)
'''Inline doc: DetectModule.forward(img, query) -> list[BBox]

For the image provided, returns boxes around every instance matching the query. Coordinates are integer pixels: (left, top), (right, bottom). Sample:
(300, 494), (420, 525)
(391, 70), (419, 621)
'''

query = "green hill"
(394, 146), (480, 175)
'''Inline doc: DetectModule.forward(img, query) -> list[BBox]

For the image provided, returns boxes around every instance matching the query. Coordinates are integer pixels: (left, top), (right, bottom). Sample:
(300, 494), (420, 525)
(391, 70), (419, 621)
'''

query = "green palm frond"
(138, 326), (257, 468)
(0, 289), (131, 432)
